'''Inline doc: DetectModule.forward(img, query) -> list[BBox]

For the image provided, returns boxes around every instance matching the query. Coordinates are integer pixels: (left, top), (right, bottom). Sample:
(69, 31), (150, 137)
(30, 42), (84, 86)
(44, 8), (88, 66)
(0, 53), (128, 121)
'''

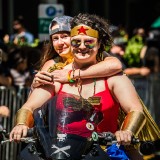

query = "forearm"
(15, 85), (54, 127)
(124, 68), (140, 75)
(0, 76), (12, 86)
(30, 60), (56, 90)
(72, 57), (122, 79)
(121, 110), (146, 136)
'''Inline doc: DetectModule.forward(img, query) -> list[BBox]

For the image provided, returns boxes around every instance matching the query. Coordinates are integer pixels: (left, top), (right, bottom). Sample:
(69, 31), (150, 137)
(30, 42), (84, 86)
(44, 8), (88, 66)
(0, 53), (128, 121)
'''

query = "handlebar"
(0, 128), (37, 145)
(96, 132), (139, 145)
(0, 127), (156, 156)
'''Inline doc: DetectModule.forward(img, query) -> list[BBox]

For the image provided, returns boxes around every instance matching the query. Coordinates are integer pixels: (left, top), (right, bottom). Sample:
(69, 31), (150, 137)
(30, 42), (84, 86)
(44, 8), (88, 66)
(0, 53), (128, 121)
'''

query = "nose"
(58, 37), (64, 44)
(78, 41), (86, 49)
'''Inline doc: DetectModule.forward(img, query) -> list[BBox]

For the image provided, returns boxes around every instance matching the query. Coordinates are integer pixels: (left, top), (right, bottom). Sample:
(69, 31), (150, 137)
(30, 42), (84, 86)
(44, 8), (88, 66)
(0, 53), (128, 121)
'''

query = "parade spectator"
(0, 106), (10, 117)
(8, 48), (33, 88)
(123, 27), (145, 68)
(3, 16), (34, 46)
(123, 29), (160, 77)
(109, 37), (128, 69)
(142, 29), (160, 73)
(0, 48), (12, 86)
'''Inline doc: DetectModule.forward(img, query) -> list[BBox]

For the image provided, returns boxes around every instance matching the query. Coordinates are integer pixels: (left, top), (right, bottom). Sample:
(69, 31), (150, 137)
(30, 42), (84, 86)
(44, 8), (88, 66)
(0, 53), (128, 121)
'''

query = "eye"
(84, 39), (95, 45)
(84, 39), (96, 49)
(71, 39), (81, 47)
(52, 36), (58, 42)
(61, 34), (69, 39)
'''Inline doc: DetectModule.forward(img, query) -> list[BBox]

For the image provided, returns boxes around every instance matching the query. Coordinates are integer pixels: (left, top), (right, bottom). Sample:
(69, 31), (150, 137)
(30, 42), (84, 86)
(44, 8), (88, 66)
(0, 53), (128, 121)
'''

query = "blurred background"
(0, 0), (160, 39)
(1, 1), (160, 159)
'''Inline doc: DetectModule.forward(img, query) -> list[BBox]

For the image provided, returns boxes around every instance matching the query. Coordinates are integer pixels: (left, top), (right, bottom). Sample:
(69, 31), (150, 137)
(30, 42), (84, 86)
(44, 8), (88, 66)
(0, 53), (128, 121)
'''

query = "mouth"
(73, 48), (90, 55)
(57, 47), (67, 53)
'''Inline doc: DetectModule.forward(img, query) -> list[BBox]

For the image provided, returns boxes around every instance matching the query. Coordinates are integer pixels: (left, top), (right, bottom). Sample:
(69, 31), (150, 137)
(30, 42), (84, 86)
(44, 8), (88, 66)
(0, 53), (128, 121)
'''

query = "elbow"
(112, 60), (123, 74)
(117, 61), (123, 72)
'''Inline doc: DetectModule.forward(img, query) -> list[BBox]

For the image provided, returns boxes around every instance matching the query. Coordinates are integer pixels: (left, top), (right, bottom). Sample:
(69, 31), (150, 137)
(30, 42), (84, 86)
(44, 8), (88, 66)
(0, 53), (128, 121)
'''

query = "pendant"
(86, 122), (95, 131)
(92, 132), (99, 141)
(87, 96), (101, 105)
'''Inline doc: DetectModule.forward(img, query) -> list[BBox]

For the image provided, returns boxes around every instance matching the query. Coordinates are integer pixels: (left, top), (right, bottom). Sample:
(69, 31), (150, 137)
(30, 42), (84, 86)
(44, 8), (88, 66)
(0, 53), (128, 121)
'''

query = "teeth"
(81, 50), (89, 54)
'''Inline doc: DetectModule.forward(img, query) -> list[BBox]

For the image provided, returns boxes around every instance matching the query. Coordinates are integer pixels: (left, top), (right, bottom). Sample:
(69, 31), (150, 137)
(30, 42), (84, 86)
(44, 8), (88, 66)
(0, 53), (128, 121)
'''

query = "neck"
(61, 51), (73, 64)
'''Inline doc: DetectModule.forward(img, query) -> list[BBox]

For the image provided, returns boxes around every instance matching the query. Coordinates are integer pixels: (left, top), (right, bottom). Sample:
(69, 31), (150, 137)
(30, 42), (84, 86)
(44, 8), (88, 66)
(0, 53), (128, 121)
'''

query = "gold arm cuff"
(15, 108), (34, 128)
(121, 110), (146, 136)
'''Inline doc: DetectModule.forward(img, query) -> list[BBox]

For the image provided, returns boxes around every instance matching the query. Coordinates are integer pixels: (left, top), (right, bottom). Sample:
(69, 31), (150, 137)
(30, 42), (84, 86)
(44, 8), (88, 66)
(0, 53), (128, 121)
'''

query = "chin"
(61, 49), (70, 55)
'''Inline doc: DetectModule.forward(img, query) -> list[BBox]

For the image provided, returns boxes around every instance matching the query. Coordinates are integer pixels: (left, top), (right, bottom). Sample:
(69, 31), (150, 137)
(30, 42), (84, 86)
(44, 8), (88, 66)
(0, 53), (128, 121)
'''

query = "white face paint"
(71, 35), (100, 65)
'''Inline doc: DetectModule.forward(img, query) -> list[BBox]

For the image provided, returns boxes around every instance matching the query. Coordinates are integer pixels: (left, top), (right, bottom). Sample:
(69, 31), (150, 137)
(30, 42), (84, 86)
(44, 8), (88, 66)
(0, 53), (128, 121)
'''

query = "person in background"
(0, 106), (10, 117)
(8, 48), (33, 89)
(109, 35), (150, 77)
(142, 29), (160, 74)
(10, 13), (148, 160)
(0, 48), (12, 86)
(3, 15), (34, 46)
(123, 27), (145, 68)
(109, 37), (128, 69)
(0, 105), (10, 132)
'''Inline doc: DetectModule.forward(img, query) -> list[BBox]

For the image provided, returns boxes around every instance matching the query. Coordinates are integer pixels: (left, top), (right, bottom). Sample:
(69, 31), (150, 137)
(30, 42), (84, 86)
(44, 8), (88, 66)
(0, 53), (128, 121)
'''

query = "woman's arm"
(50, 56), (122, 83)
(108, 74), (143, 113)
(73, 56), (122, 79)
(31, 56), (122, 86)
(124, 67), (150, 76)
(108, 74), (145, 145)
(0, 75), (12, 86)
(31, 59), (55, 89)
(0, 106), (10, 117)
(10, 83), (56, 141)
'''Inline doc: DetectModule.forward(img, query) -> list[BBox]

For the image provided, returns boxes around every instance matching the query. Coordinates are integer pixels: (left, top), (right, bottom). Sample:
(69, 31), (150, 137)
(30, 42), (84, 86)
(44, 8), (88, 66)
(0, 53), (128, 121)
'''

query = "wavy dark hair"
(38, 40), (59, 70)
(70, 13), (113, 60)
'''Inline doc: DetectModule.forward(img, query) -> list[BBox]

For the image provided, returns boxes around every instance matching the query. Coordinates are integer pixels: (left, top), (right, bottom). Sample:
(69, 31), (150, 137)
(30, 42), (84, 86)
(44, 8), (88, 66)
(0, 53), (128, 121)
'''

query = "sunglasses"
(71, 39), (97, 49)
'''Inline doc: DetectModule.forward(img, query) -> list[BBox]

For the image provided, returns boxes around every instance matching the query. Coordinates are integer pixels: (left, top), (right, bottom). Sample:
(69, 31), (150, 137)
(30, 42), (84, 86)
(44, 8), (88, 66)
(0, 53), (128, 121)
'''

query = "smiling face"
(71, 34), (100, 67)
(51, 24), (71, 57)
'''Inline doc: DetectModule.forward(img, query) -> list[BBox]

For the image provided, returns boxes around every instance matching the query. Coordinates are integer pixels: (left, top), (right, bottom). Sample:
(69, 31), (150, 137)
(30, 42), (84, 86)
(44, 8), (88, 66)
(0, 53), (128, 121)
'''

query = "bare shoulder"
(41, 59), (56, 71)
(107, 73), (133, 89)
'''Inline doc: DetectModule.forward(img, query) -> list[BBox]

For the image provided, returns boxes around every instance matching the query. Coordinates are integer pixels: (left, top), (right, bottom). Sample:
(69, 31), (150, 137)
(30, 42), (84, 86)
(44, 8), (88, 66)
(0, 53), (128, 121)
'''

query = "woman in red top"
(10, 13), (145, 160)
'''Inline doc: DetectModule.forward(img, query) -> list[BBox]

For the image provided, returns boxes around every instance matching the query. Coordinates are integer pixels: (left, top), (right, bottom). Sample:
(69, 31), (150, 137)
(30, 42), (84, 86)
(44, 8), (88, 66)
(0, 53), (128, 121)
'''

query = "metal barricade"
(0, 86), (30, 160)
(130, 74), (160, 128)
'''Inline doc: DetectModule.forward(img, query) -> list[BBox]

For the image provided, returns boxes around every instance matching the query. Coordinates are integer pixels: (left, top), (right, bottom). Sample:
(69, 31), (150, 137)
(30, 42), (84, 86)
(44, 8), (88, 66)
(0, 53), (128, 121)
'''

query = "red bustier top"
(55, 79), (120, 138)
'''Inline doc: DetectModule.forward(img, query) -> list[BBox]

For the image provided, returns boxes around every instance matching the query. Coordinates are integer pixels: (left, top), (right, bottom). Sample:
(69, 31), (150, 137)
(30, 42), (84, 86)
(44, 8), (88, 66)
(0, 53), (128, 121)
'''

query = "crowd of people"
(0, 13), (160, 160)
(109, 26), (160, 77)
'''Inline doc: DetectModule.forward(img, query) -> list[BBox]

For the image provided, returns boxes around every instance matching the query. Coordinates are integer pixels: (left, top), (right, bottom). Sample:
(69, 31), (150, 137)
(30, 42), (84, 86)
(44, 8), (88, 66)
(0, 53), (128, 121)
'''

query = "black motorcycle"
(1, 95), (159, 160)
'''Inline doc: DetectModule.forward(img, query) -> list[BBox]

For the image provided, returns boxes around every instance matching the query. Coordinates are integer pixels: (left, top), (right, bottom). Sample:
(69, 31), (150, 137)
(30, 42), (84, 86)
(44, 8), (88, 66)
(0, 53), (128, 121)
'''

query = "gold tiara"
(71, 25), (99, 38)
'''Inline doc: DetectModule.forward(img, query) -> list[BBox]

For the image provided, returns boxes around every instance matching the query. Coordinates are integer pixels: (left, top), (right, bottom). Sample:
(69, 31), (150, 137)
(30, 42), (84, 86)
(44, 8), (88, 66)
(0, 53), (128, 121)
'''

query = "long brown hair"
(38, 40), (59, 70)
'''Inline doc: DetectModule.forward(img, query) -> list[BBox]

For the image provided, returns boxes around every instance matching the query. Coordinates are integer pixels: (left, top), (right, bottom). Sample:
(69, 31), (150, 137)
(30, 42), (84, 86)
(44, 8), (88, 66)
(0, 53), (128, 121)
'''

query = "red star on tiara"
(77, 26), (88, 35)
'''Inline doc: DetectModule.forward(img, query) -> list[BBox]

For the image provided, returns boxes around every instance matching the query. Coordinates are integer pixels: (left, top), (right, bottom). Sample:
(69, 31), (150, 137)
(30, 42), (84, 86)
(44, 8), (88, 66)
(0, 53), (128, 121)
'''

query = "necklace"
(72, 62), (102, 131)
(73, 62), (101, 106)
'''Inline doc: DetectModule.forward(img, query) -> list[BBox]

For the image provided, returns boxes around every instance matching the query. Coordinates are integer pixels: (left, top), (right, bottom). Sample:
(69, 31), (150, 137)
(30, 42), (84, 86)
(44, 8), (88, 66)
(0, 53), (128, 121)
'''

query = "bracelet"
(121, 110), (146, 136)
(67, 70), (75, 83)
(15, 108), (34, 128)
